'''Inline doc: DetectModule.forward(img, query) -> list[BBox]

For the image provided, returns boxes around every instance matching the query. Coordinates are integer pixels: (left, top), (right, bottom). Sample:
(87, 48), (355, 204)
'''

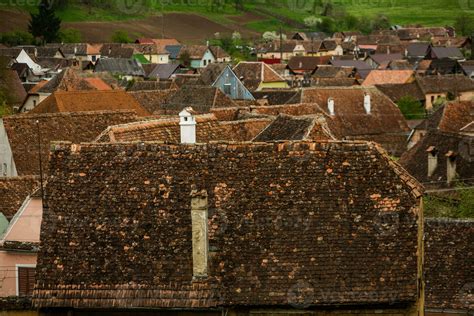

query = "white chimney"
(364, 93), (371, 114)
(179, 107), (196, 144)
(327, 97), (335, 115)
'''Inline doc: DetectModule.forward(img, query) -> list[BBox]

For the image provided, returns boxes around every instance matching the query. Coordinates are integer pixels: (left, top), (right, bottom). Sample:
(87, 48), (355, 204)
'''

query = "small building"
(232, 61), (289, 91)
(94, 58), (146, 80)
(212, 65), (255, 101)
(179, 45), (216, 68)
(416, 75), (474, 110)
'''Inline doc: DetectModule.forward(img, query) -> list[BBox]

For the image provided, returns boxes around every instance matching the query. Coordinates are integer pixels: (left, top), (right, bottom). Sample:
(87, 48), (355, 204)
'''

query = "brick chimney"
(179, 107), (196, 144)
(190, 189), (208, 278)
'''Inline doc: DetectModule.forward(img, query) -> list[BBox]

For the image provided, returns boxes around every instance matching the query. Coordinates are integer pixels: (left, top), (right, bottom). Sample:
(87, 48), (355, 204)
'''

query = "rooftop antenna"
(35, 120), (44, 201)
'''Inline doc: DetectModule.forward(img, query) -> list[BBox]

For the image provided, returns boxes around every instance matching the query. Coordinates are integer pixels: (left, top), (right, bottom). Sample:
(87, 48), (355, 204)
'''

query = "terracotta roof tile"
(29, 90), (150, 117)
(0, 176), (39, 219)
(362, 70), (415, 86)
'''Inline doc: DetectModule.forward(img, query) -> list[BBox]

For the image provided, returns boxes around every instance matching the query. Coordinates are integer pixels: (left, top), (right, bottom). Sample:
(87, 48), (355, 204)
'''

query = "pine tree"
(28, 0), (61, 44)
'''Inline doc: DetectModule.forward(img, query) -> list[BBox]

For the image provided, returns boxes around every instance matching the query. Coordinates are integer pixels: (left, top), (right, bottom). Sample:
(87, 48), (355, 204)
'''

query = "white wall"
(0, 119), (17, 177)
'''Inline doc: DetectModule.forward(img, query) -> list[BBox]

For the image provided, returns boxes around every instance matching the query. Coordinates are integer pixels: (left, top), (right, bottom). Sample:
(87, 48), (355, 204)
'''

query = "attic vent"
(327, 97), (335, 115)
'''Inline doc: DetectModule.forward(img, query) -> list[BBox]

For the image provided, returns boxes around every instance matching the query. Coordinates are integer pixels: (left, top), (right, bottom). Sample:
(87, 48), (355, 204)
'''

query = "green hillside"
(0, 0), (473, 33)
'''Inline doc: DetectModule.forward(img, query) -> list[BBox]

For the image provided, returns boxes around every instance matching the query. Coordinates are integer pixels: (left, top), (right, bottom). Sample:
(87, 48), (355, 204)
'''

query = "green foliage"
(0, 31), (34, 46)
(111, 30), (132, 43)
(59, 28), (82, 43)
(454, 13), (474, 36)
(371, 14), (391, 31)
(28, 0), (62, 43)
(179, 50), (191, 67)
(397, 95), (426, 120)
(425, 188), (474, 219)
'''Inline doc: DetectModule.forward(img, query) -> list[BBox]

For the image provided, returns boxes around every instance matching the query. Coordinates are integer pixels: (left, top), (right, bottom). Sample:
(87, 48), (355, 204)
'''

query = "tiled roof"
(33, 140), (422, 309)
(95, 114), (271, 143)
(128, 89), (178, 114)
(161, 85), (237, 114)
(0, 176), (39, 219)
(313, 65), (354, 78)
(399, 131), (474, 187)
(95, 58), (145, 77)
(82, 77), (112, 90)
(313, 77), (359, 87)
(179, 45), (210, 59)
(287, 56), (329, 72)
(148, 63), (182, 80)
(233, 62), (286, 91)
(407, 42), (430, 57)
(368, 53), (404, 66)
(128, 80), (177, 91)
(414, 101), (474, 133)
(376, 82), (425, 103)
(252, 90), (301, 105)
(253, 114), (335, 141)
(362, 70), (414, 86)
(209, 46), (230, 59)
(29, 90), (150, 117)
(199, 63), (226, 85)
(300, 87), (410, 155)
(416, 75), (474, 94)
(0, 69), (26, 107)
(3, 110), (138, 176)
(424, 219), (473, 311)
(430, 46), (464, 59)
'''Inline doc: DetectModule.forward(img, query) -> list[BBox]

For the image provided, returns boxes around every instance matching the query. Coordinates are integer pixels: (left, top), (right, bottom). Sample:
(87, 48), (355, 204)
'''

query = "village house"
(94, 58), (146, 80)
(122, 43), (170, 64)
(416, 75), (474, 110)
(298, 87), (411, 156)
(287, 56), (331, 78)
(406, 42), (431, 60)
(32, 136), (424, 315)
(0, 69), (27, 111)
(428, 46), (465, 61)
(212, 65), (255, 101)
(233, 61), (289, 91)
(407, 100), (473, 148)
(47, 43), (101, 64)
(375, 81), (425, 108)
(209, 46), (231, 63)
(145, 63), (183, 80)
(365, 53), (404, 69)
(0, 110), (138, 177)
(179, 45), (216, 68)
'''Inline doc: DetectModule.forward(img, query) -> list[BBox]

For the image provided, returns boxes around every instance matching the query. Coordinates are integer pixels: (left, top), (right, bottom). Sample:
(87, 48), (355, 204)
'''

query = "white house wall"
(0, 119), (18, 177)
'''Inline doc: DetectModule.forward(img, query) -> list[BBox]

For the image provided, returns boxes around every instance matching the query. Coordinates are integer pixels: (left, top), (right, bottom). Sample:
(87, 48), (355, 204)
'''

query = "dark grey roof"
(407, 42), (430, 58)
(148, 63), (181, 80)
(430, 47), (464, 59)
(165, 45), (182, 59)
(95, 58), (145, 77)
(330, 59), (371, 70)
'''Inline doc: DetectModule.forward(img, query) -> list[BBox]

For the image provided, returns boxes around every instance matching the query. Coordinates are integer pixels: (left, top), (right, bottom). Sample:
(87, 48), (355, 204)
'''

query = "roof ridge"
(4, 110), (137, 120)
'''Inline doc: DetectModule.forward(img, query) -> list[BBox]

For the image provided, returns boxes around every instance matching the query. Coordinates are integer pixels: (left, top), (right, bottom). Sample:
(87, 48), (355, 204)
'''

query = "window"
(92, 55), (97, 62)
(2, 163), (7, 176)
(224, 83), (231, 95)
(17, 265), (36, 296)
(203, 60), (207, 66)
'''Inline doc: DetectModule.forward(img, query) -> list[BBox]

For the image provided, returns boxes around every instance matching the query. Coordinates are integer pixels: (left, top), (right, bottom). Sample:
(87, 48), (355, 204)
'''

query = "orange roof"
(362, 70), (414, 86)
(30, 80), (49, 94)
(29, 90), (150, 116)
(152, 39), (180, 46)
(83, 78), (112, 91)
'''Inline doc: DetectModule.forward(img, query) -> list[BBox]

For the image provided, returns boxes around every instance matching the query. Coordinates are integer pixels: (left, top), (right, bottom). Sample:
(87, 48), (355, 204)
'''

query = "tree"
(396, 95), (425, 120)
(372, 14), (391, 31)
(454, 13), (474, 36)
(304, 16), (322, 29)
(59, 28), (82, 43)
(179, 50), (191, 67)
(1, 31), (34, 46)
(28, 0), (61, 44)
(111, 30), (132, 43)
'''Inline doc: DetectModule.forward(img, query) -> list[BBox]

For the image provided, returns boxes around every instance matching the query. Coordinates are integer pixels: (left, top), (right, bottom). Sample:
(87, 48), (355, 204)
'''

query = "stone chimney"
(328, 97), (335, 115)
(446, 151), (457, 184)
(427, 146), (438, 177)
(364, 93), (371, 114)
(179, 107), (196, 144)
(191, 189), (208, 278)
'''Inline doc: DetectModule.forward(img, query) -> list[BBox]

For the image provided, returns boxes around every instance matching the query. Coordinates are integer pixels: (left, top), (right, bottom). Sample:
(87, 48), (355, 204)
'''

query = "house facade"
(212, 65), (255, 100)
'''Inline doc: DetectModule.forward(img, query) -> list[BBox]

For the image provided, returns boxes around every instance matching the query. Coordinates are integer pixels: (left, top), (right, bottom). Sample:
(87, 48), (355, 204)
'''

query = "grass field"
(0, 0), (472, 35)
